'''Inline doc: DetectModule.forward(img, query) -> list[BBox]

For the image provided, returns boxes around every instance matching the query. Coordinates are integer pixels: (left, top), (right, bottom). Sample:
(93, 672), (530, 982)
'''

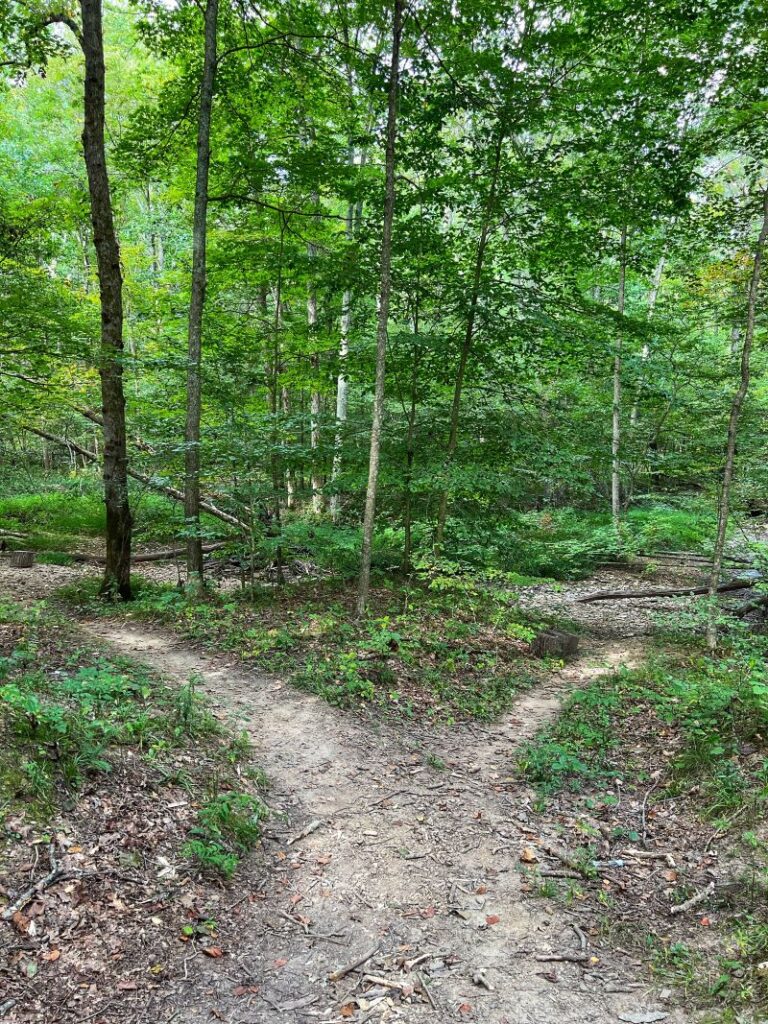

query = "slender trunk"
(707, 190), (768, 648)
(630, 253), (664, 428)
(308, 197), (322, 514)
(79, 0), (132, 599)
(330, 153), (366, 522)
(356, 0), (403, 617)
(184, 0), (218, 586)
(434, 128), (504, 550)
(611, 224), (628, 523)
(403, 318), (420, 573)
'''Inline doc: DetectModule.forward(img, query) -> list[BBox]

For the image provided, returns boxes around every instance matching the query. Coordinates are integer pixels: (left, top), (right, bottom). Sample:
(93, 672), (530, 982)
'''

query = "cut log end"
(9, 550), (35, 569)
(530, 629), (580, 659)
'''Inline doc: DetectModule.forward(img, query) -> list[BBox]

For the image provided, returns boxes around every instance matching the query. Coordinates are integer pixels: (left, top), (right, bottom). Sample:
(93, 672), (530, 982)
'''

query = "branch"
(577, 579), (758, 604)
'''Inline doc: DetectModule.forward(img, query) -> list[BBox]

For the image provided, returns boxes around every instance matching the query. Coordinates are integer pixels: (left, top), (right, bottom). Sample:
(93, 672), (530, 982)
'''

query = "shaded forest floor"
(2, 556), (768, 1023)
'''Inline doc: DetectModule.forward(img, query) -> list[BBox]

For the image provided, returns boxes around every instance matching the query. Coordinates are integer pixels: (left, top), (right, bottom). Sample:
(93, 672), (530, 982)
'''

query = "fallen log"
(26, 426), (249, 532)
(734, 593), (768, 618)
(578, 578), (758, 604)
(68, 542), (228, 565)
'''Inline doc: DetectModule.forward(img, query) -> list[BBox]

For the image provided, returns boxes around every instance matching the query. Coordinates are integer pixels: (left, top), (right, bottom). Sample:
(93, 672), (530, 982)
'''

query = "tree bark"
(434, 127), (504, 550)
(356, 0), (403, 616)
(611, 224), (628, 524)
(308, 194), (323, 514)
(79, 0), (132, 599)
(707, 188), (768, 647)
(184, 0), (218, 586)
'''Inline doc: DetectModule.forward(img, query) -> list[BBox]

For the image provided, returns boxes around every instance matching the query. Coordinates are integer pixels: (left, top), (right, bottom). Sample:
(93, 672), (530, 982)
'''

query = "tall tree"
(356, 0), (403, 616)
(184, 0), (218, 585)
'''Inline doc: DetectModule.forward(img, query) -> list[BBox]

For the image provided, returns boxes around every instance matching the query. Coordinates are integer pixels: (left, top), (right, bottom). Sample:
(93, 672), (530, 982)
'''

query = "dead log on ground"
(10, 551), (35, 568)
(26, 426), (249, 532)
(578, 578), (758, 604)
(68, 542), (228, 565)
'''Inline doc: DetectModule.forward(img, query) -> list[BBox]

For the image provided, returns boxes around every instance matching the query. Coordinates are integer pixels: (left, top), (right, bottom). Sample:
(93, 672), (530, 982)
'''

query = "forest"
(1, 0), (768, 1021)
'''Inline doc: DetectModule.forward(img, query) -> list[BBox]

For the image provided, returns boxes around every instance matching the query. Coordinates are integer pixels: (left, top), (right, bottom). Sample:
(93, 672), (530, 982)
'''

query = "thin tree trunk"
(629, 253), (664, 428)
(79, 0), (132, 599)
(611, 224), (628, 523)
(434, 128), (504, 550)
(402, 317), (420, 573)
(184, 0), (218, 587)
(308, 194), (323, 514)
(356, 0), (403, 617)
(707, 189), (768, 648)
(330, 152), (366, 522)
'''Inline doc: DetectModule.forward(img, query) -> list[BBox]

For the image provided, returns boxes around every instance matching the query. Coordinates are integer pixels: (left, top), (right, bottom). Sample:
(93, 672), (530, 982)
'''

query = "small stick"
(287, 818), (324, 846)
(328, 944), (380, 982)
(1, 844), (79, 921)
(572, 924), (588, 951)
(535, 951), (588, 963)
(624, 847), (675, 867)
(670, 881), (715, 916)
(0, 1000), (17, 1018)
(641, 777), (661, 844)
(362, 974), (406, 991)
(416, 971), (438, 1009)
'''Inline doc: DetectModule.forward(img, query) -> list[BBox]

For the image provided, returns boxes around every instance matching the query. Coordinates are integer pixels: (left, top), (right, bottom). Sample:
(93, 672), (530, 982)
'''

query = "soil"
(0, 559), (716, 1023)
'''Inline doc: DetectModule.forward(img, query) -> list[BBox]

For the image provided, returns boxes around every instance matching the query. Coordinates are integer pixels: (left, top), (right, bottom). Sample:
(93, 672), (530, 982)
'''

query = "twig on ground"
(286, 818), (324, 845)
(670, 881), (715, 916)
(1, 843), (80, 921)
(417, 970), (439, 1008)
(535, 951), (589, 963)
(572, 923), (588, 951)
(641, 776), (662, 844)
(328, 944), (380, 982)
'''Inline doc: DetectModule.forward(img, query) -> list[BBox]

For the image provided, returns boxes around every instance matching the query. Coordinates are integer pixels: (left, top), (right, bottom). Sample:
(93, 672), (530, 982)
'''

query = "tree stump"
(530, 628), (579, 660)
(10, 550), (35, 568)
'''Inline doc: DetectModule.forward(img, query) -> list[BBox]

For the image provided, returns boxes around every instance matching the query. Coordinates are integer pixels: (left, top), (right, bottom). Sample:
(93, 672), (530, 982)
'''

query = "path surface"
(0, 561), (690, 1023)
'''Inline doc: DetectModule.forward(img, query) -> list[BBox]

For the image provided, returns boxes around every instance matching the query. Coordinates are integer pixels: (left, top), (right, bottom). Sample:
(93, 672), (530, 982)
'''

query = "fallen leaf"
(485, 914), (500, 926)
(11, 911), (29, 934)
(43, 949), (61, 962)
(340, 1005), (355, 1018)
(272, 958), (288, 969)
(420, 906), (437, 919)
(475, 885), (487, 895)
(520, 847), (538, 864)
(316, 854), (332, 865)
(203, 947), (224, 958)
(233, 985), (260, 996)
(117, 980), (137, 991)
(662, 869), (677, 882)
(458, 1003), (473, 1015)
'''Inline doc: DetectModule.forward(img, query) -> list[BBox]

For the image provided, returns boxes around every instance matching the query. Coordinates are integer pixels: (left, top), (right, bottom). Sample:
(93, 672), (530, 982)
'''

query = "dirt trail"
(80, 617), (674, 1024)
(0, 560), (688, 1022)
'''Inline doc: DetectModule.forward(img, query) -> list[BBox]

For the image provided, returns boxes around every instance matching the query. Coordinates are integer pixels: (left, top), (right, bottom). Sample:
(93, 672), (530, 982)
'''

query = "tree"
(356, 0), (403, 616)
(184, 0), (219, 586)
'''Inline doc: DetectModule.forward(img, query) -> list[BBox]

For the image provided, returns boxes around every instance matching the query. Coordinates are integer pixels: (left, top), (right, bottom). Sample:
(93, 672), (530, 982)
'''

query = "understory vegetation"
(0, 597), (266, 877)
(518, 629), (768, 1017)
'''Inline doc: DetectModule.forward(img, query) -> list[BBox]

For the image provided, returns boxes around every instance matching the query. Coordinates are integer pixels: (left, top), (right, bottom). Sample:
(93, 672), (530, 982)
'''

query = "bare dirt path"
(0, 561), (689, 1023)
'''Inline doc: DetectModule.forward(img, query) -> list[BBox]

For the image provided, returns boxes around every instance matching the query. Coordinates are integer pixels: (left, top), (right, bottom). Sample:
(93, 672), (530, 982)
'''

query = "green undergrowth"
(519, 635), (768, 818)
(0, 597), (266, 877)
(60, 566), (555, 723)
(519, 629), (768, 1018)
(0, 471), (217, 550)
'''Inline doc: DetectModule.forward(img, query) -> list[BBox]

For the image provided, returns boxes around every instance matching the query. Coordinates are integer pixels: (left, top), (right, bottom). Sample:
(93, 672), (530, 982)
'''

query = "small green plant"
(184, 791), (267, 878)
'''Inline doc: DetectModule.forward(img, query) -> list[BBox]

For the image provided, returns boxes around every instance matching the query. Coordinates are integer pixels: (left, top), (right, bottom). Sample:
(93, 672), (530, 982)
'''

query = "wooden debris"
(530, 628), (579, 659)
(9, 550), (34, 568)
(670, 881), (715, 916)
(328, 944), (380, 982)
(578, 578), (757, 604)
(534, 951), (589, 963)
(286, 818), (324, 845)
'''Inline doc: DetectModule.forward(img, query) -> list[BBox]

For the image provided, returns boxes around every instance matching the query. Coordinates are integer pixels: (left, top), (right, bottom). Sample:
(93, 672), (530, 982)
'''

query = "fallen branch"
(578, 578), (757, 604)
(328, 944), (380, 982)
(1, 843), (78, 920)
(286, 818), (324, 846)
(734, 593), (768, 618)
(670, 881), (715, 916)
(26, 426), (249, 532)
(534, 951), (588, 963)
(68, 542), (228, 564)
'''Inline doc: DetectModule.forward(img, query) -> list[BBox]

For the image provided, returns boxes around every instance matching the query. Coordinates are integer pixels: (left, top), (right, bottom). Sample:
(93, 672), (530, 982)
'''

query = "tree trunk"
(308, 195), (323, 514)
(330, 152), (366, 522)
(80, 0), (132, 599)
(707, 189), (768, 648)
(611, 224), (628, 524)
(402, 318), (420, 573)
(355, 0), (403, 617)
(184, 0), (218, 587)
(434, 127), (504, 550)
(629, 253), (664, 428)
